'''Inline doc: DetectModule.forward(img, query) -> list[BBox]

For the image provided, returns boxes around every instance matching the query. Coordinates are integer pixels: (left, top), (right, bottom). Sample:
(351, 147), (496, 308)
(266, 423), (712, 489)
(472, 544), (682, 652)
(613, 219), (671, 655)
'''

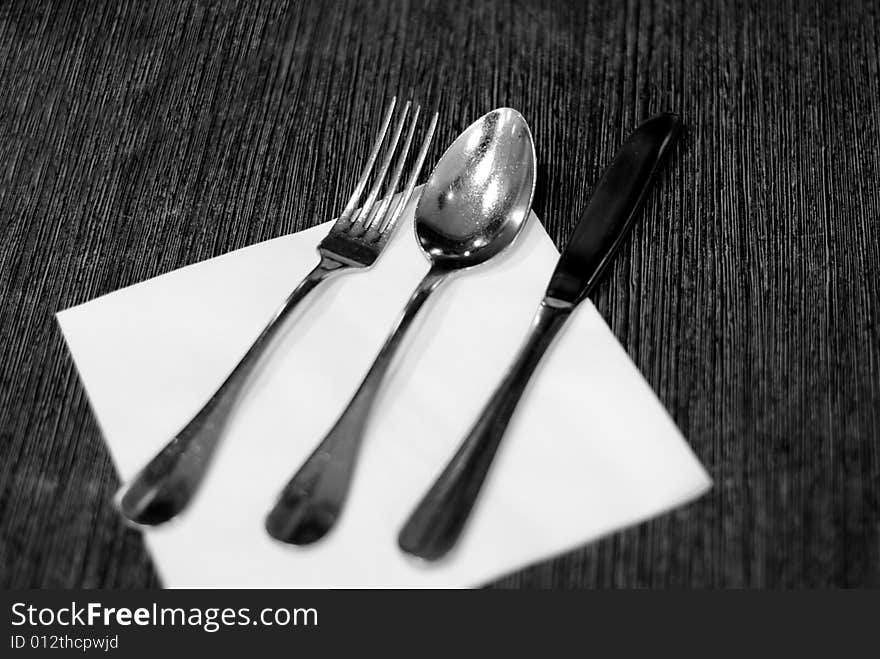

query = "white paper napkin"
(56, 197), (711, 588)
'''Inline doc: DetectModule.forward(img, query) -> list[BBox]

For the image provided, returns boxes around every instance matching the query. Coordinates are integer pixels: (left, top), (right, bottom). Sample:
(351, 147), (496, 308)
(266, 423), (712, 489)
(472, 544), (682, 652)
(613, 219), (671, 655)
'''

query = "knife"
(398, 112), (683, 561)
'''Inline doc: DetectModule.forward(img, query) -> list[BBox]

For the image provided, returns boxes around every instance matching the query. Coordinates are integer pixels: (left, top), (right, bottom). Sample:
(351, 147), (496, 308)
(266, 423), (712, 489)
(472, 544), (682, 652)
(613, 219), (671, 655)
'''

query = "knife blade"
(546, 112), (682, 305)
(398, 112), (682, 561)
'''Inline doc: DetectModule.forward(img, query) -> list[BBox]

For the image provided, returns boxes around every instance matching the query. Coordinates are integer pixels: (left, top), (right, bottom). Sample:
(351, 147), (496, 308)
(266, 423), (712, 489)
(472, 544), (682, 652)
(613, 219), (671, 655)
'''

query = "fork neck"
(314, 253), (351, 277)
(273, 254), (348, 324)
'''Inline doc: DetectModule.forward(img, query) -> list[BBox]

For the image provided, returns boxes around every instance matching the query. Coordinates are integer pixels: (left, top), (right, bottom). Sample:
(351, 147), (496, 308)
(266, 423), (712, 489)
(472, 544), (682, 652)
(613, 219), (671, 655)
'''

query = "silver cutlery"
(265, 107), (537, 545)
(398, 113), (683, 561)
(118, 98), (437, 526)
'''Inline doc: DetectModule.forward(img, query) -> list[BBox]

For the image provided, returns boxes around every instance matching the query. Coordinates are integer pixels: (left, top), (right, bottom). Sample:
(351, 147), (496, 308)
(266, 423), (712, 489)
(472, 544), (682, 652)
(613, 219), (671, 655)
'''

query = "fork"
(117, 98), (438, 526)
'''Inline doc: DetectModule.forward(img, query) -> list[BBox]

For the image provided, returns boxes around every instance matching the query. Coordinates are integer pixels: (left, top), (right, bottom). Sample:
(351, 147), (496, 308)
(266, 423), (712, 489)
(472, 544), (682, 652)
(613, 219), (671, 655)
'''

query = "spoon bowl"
(415, 108), (536, 269)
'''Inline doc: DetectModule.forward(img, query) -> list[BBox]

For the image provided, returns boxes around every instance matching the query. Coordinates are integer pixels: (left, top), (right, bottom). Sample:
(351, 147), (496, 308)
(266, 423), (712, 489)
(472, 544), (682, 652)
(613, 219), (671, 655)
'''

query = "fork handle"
(398, 300), (572, 561)
(265, 265), (449, 545)
(118, 254), (348, 526)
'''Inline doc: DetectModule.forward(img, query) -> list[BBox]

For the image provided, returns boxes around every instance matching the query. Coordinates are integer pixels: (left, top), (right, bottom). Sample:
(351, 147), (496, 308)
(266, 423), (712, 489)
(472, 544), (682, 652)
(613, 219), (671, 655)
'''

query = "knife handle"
(398, 300), (572, 561)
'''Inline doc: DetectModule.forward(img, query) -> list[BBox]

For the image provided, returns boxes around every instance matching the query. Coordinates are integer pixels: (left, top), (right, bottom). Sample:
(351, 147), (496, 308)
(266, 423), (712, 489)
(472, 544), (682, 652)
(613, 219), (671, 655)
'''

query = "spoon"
(265, 107), (537, 545)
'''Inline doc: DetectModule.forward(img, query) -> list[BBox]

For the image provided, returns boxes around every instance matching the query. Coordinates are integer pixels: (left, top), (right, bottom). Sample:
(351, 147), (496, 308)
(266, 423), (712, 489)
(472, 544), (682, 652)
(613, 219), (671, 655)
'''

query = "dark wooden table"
(2, 0), (878, 588)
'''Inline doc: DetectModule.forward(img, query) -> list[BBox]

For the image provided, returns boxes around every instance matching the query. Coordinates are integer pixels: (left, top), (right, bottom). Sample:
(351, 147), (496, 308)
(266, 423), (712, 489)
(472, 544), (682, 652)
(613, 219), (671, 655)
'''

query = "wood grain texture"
(1, 0), (878, 588)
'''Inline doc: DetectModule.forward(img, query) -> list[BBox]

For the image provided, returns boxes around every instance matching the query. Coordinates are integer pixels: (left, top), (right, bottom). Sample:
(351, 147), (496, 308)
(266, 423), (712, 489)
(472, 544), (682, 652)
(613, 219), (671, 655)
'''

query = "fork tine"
(377, 110), (438, 235)
(339, 97), (397, 220)
(352, 101), (411, 228)
(363, 104), (421, 231)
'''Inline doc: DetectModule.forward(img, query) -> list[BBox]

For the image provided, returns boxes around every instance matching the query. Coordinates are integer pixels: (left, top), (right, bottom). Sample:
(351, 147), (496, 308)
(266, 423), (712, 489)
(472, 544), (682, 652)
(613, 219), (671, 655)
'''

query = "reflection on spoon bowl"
(416, 107), (536, 270)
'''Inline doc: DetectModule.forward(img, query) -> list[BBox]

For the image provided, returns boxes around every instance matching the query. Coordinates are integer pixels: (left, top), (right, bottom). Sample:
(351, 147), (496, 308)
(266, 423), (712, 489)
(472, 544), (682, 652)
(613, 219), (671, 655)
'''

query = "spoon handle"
(117, 255), (347, 526)
(266, 266), (448, 545)
(398, 300), (571, 560)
